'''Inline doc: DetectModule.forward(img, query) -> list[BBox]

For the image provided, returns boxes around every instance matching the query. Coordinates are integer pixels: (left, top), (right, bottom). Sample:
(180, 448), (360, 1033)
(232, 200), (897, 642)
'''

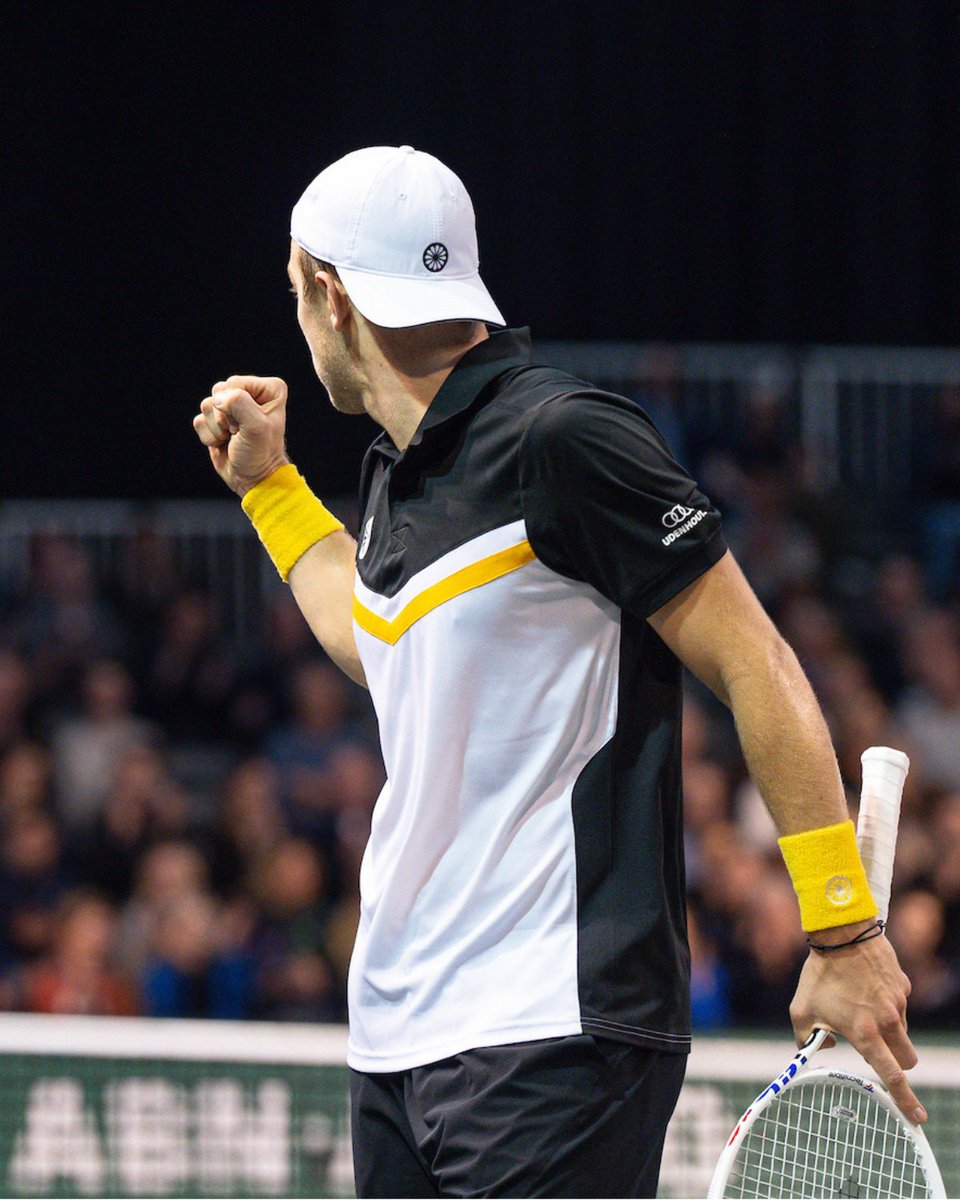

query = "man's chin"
(326, 391), (366, 416)
(314, 367), (365, 415)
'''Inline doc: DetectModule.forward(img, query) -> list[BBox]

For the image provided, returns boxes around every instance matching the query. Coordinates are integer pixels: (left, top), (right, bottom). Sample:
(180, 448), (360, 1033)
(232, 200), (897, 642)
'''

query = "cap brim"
(333, 264), (506, 330)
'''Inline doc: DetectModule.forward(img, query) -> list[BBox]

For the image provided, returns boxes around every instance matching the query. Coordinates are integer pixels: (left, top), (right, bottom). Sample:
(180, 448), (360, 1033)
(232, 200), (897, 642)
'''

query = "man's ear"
(318, 270), (352, 331)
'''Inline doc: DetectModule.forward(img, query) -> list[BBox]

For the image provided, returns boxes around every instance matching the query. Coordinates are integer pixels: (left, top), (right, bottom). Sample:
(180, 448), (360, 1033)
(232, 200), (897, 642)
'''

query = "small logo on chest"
(359, 517), (374, 560)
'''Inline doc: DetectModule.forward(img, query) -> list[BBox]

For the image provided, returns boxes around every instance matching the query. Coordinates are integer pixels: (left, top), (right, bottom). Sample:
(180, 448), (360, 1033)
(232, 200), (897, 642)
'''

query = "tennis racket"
(707, 746), (946, 1199)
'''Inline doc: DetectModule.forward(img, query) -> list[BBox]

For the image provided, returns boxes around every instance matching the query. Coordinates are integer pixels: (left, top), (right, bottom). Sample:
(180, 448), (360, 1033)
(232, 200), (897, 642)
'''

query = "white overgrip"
(857, 746), (909, 924)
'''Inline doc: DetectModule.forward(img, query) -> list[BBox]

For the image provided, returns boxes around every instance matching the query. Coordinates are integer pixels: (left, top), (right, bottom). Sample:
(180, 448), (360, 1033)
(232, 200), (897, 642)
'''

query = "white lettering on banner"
(658, 1084), (734, 1199)
(298, 1086), (355, 1192)
(195, 1078), (290, 1194)
(8, 1076), (295, 1196)
(661, 508), (706, 546)
(9, 1079), (105, 1196)
(106, 1078), (190, 1195)
(325, 1090), (358, 1193)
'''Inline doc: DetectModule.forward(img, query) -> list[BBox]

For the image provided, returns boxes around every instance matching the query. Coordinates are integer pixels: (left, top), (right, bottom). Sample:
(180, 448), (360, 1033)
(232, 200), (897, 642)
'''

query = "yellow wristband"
(778, 819), (877, 932)
(241, 464), (344, 582)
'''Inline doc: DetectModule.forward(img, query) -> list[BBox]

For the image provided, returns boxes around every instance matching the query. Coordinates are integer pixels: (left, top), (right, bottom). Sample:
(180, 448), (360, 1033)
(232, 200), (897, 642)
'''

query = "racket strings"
(726, 1080), (930, 1198)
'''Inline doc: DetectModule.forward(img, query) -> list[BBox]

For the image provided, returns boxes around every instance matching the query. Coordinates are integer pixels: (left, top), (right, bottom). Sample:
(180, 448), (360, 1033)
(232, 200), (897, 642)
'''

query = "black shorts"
(349, 1033), (686, 1198)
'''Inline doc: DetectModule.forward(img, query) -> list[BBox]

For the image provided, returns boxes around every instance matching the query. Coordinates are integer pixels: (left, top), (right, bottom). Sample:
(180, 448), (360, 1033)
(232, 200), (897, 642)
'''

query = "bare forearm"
(649, 553), (846, 836)
(648, 553), (922, 1117)
(288, 531), (366, 686)
(722, 633), (846, 835)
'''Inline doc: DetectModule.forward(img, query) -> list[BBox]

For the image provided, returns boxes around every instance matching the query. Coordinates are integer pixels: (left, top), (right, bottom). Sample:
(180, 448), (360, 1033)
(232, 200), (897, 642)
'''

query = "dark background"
(5, 2), (959, 499)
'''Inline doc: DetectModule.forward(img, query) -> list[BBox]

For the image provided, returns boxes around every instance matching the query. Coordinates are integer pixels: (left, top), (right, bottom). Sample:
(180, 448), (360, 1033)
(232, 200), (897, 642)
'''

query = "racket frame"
(707, 1051), (946, 1198)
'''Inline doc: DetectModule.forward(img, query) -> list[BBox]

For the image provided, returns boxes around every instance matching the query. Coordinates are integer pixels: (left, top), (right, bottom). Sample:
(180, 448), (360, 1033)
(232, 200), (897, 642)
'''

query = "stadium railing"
(535, 339), (960, 506)
(0, 499), (278, 654)
(0, 1014), (955, 1199)
(3, 341), (957, 649)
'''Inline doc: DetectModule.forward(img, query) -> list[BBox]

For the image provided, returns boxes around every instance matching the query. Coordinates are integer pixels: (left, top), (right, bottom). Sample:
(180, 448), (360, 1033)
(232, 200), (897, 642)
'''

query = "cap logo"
(423, 243), (448, 272)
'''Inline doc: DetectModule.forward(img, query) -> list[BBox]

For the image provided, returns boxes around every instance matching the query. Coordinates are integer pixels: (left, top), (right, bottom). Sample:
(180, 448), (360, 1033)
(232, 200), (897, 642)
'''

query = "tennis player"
(193, 146), (924, 1198)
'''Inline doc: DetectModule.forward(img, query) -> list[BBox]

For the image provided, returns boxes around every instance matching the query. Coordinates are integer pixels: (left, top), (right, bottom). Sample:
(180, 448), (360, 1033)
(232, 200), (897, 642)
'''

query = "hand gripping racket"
(707, 747), (946, 1199)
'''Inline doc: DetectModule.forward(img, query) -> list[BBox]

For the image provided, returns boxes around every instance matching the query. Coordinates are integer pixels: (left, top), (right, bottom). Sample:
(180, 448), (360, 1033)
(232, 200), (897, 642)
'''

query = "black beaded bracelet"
(806, 919), (886, 953)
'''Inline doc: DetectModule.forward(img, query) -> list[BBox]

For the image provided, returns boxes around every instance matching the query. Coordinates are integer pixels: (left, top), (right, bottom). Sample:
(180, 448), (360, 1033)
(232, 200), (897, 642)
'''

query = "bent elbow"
(719, 627), (797, 710)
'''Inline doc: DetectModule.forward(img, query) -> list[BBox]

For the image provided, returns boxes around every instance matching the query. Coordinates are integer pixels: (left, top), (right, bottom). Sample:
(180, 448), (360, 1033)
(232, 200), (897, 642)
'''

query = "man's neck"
(360, 323), (489, 450)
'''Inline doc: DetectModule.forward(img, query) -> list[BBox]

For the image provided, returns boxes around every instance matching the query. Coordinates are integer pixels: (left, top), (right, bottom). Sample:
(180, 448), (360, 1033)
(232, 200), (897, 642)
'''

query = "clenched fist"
(193, 375), (291, 496)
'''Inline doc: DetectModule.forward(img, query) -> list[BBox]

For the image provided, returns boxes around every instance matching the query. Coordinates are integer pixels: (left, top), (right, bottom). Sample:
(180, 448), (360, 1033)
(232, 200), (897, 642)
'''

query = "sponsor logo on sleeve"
(662, 504), (694, 528)
(661, 505), (706, 546)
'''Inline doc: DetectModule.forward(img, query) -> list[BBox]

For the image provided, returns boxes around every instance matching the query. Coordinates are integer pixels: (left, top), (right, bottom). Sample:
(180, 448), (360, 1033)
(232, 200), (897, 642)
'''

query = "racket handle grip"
(857, 746), (909, 925)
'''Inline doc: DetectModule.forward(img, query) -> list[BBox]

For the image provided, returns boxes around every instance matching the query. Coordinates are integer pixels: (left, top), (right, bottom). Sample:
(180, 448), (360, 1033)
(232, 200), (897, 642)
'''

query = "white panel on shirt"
(349, 520), (622, 1072)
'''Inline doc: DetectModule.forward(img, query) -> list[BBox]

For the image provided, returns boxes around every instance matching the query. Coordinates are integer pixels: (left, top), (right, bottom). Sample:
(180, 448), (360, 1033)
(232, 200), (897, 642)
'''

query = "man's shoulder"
(502, 373), (667, 463)
(488, 362), (639, 428)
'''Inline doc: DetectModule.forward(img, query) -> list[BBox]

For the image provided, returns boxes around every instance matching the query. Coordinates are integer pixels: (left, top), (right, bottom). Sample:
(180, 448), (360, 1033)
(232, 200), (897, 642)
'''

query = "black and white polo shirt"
(347, 327), (726, 1072)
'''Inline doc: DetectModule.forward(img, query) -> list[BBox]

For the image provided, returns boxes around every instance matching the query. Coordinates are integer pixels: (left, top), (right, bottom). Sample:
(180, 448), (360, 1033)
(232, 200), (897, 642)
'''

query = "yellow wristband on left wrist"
(778, 819), (877, 933)
(241, 464), (344, 582)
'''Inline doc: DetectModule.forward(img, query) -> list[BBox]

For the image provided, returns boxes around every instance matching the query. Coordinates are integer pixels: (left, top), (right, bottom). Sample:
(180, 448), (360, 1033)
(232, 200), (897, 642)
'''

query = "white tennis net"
(0, 1017), (954, 1198)
(0, 1014), (353, 1198)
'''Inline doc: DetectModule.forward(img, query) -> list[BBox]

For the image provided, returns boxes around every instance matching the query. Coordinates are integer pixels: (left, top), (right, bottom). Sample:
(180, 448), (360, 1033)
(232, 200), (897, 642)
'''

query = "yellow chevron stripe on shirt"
(353, 540), (536, 646)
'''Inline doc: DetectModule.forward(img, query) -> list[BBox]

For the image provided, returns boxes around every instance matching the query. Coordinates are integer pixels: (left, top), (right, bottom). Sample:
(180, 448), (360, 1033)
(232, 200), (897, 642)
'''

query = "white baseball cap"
(290, 145), (506, 330)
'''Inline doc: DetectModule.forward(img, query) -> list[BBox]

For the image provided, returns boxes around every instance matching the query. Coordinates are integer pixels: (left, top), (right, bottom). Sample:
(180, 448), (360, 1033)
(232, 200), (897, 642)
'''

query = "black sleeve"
(518, 390), (727, 617)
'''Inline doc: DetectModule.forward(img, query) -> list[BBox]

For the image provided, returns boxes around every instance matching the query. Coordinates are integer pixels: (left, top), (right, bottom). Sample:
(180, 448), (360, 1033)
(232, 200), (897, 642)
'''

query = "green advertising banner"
(0, 1018), (955, 1199)
(0, 1057), (353, 1198)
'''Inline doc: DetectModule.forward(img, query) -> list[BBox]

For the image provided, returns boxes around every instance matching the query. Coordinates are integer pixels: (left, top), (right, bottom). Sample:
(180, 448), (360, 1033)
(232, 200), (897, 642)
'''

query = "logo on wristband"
(825, 875), (853, 906)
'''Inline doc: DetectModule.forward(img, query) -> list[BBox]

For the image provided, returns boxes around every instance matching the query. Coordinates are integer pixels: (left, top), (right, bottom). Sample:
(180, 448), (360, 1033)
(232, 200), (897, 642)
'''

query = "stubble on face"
(287, 245), (366, 415)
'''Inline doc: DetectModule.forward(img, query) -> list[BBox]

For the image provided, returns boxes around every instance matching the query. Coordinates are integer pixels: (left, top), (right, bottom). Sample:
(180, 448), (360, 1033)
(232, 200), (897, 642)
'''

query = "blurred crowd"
(0, 373), (957, 1033)
(641, 366), (960, 1031)
(0, 532), (378, 1024)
